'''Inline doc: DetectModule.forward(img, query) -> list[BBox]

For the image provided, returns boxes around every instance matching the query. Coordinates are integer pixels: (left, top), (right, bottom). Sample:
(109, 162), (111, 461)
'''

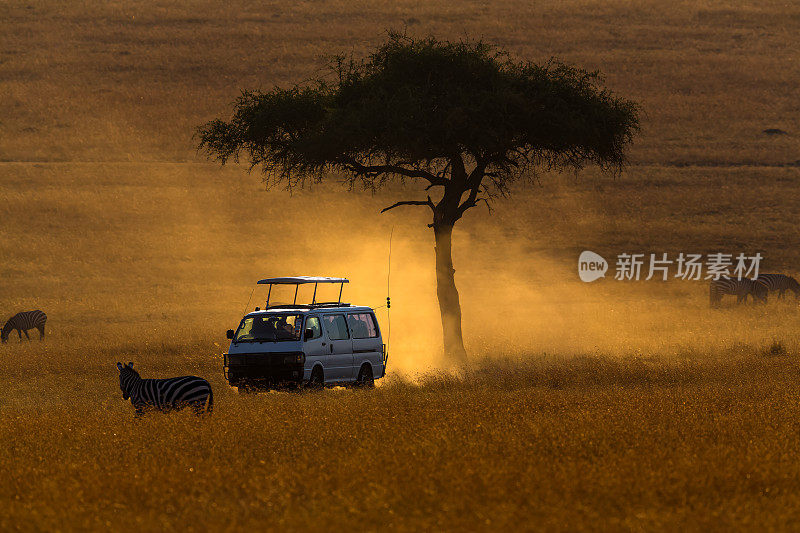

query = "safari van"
(223, 277), (387, 391)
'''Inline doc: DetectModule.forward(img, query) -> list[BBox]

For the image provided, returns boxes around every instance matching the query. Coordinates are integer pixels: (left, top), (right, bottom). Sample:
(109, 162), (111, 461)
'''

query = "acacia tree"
(198, 33), (639, 362)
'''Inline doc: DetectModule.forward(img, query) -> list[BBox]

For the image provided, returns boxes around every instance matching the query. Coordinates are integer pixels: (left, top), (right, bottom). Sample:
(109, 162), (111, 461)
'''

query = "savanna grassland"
(2, 0), (800, 530)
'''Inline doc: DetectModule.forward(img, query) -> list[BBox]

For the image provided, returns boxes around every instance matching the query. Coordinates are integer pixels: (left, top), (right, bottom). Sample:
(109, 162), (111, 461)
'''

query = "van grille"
(226, 352), (304, 367)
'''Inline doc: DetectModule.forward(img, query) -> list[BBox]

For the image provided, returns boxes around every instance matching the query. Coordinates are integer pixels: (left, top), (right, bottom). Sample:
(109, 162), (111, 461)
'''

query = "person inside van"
(250, 317), (272, 340)
(275, 318), (294, 340)
(348, 315), (369, 338)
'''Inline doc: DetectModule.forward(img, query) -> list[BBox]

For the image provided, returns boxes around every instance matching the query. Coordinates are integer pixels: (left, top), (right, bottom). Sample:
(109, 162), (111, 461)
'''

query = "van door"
(322, 314), (354, 381)
(302, 315), (325, 380)
(347, 312), (382, 376)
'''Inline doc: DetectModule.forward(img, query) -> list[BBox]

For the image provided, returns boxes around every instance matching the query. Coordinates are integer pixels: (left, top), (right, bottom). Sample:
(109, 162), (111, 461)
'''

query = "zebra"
(1, 310), (47, 343)
(709, 276), (767, 308)
(116, 362), (213, 416)
(755, 273), (800, 300)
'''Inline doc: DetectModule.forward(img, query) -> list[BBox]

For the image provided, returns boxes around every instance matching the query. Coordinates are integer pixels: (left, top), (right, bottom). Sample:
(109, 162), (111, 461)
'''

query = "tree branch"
(340, 157), (447, 187)
(380, 197), (436, 214)
(457, 159), (488, 216)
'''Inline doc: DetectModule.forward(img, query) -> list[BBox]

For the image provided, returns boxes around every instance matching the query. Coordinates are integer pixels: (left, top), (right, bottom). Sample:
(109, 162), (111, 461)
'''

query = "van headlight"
(284, 353), (305, 365)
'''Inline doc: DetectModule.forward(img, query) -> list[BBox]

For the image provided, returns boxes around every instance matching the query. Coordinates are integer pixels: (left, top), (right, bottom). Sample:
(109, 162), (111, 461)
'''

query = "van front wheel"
(306, 367), (324, 391)
(356, 364), (375, 388)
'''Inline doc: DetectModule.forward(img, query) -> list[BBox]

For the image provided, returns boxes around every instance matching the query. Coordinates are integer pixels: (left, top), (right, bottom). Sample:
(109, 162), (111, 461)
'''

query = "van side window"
(304, 316), (322, 340)
(347, 313), (378, 338)
(323, 315), (349, 340)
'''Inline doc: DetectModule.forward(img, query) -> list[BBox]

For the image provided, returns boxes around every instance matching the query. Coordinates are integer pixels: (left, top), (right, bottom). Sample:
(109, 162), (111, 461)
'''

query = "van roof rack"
(256, 276), (350, 308)
(258, 302), (352, 312)
(257, 277), (348, 285)
(309, 302), (351, 308)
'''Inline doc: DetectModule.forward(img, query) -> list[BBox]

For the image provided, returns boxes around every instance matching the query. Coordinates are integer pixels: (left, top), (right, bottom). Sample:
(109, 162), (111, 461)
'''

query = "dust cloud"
(2, 163), (789, 377)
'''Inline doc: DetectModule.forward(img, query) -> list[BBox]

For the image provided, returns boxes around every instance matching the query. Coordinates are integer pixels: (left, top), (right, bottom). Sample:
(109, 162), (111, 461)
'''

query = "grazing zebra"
(709, 276), (767, 307)
(1, 310), (47, 343)
(755, 273), (800, 300)
(116, 362), (213, 416)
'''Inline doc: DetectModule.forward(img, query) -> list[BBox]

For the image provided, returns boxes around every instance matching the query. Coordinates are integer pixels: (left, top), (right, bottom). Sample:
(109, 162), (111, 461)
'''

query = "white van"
(223, 277), (387, 391)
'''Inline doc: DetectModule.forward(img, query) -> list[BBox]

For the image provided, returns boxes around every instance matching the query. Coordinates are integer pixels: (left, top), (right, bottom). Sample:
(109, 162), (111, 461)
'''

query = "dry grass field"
(2, 0), (800, 530)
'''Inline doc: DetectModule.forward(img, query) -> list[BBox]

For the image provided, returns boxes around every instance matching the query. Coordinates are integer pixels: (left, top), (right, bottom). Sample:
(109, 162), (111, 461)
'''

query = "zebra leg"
(38, 326), (45, 341)
(16, 329), (22, 341)
(190, 400), (206, 416)
(23, 329), (30, 341)
(192, 396), (213, 416)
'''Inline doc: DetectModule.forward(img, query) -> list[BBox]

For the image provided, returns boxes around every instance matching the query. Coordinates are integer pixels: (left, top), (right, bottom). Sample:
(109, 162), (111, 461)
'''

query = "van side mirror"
(226, 329), (234, 339)
(304, 328), (314, 341)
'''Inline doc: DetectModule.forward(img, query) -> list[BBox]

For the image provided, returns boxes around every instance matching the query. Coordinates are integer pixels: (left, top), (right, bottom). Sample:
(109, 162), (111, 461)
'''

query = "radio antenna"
(242, 286), (255, 316)
(386, 227), (394, 356)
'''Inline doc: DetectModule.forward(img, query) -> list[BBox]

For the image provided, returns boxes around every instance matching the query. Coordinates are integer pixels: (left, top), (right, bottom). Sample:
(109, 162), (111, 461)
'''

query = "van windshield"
(234, 314), (303, 342)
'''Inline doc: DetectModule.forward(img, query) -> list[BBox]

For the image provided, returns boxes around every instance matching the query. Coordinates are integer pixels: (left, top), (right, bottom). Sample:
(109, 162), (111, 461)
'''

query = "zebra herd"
(1, 310), (213, 415)
(709, 273), (800, 308)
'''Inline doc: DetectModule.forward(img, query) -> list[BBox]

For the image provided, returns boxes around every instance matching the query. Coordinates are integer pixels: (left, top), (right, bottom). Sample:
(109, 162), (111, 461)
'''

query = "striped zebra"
(709, 276), (767, 308)
(1, 310), (46, 343)
(116, 362), (213, 416)
(755, 273), (800, 300)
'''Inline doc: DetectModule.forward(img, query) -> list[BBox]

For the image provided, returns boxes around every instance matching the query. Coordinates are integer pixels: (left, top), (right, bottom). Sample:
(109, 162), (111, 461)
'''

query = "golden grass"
(3, 0), (800, 530)
(3, 349), (800, 530)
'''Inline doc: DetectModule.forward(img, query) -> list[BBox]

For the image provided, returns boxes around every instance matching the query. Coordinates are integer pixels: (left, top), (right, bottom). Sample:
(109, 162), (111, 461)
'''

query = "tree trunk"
(433, 223), (468, 362)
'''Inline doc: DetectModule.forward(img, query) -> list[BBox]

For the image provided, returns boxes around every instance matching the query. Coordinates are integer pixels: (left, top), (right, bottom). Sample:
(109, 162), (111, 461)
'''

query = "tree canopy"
(198, 32), (639, 212)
